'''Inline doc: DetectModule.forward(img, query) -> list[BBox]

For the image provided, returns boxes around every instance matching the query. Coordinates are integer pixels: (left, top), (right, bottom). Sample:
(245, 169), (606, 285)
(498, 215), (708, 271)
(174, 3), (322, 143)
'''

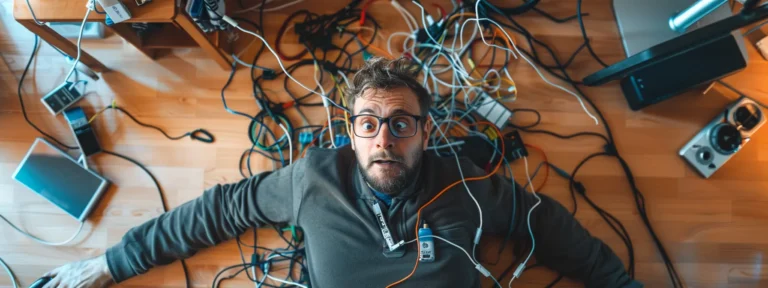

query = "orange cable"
(524, 143), (549, 191)
(357, 31), (393, 59)
(386, 122), (504, 288)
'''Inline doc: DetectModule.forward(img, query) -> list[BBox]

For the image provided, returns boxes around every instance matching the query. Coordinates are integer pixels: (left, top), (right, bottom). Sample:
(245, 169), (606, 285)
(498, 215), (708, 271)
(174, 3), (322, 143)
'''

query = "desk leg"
(107, 24), (158, 59)
(17, 20), (108, 73)
(173, 13), (231, 70)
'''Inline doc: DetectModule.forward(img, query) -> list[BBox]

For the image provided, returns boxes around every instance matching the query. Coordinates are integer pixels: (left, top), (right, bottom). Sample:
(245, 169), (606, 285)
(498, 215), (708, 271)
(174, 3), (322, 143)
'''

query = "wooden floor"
(2, 0), (768, 287)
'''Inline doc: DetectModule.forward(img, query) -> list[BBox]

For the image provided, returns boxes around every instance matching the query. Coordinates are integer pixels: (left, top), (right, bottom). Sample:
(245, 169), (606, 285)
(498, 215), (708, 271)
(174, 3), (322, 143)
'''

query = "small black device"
(40, 82), (86, 115)
(456, 131), (528, 169)
(28, 276), (51, 288)
(64, 107), (102, 157)
(583, 1), (768, 110)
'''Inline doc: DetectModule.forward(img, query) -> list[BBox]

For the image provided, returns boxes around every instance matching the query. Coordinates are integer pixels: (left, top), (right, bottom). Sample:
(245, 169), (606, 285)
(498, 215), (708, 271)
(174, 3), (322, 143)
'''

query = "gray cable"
(0, 215), (85, 246)
(0, 256), (19, 288)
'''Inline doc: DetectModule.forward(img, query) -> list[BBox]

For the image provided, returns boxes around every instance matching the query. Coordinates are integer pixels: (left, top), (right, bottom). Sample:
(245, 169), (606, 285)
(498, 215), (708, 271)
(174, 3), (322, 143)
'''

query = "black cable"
(493, 0), (541, 15)
(17, 36), (78, 150)
(509, 108), (541, 129)
(576, 0), (609, 67)
(102, 150), (191, 288)
(532, 7), (588, 23)
(477, 1), (683, 286)
(106, 106), (214, 143)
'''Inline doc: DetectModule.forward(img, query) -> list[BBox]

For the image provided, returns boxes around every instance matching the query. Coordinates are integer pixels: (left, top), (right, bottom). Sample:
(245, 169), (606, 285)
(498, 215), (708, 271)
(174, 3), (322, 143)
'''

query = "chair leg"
(17, 19), (108, 72)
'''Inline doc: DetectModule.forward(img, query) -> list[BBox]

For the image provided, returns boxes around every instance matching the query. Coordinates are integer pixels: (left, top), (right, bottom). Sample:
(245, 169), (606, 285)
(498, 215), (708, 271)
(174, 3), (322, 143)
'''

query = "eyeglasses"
(349, 114), (422, 138)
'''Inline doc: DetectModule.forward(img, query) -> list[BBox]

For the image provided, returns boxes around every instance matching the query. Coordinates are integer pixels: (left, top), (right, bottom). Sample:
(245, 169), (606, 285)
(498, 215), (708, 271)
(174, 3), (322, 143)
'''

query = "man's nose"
(375, 123), (396, 149)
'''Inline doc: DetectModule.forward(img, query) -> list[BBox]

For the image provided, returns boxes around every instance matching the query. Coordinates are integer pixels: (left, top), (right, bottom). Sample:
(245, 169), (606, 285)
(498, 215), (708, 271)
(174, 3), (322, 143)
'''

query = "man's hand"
(42, 254), (114, 288)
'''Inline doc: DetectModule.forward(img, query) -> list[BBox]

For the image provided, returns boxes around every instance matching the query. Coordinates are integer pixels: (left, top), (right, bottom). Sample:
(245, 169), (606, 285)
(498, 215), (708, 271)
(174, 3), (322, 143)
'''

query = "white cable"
(0, 257), (19, 288)
(387, 32), (411, 56)
(412, 1), (441, 45)
(466, 2), (598, 124)
(265, 274), (308, 288)
(222, 16), (348, 112)
(391, 0), (419, 32)
(427, 140), (465, 150)
(62, 7), (91, 84)
(428, 113), (484, 263)
(277, 123), (292, 165)
(336, 71), (351, 88)
(510, 157), (542, 285)
(326, 105), (337, 148)
(25, 0), (45, 25)
(233, 54), (256, 68)
(0, 215), (85, 246)
(424, 235), (476, 265)
(390, 0), (416, 32)
(416, 235), (503, 288)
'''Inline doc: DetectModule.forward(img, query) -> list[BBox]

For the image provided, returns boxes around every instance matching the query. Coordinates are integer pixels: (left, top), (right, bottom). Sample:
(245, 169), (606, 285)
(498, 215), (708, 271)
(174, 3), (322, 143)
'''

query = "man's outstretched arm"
(43, 159), (305, 287)
(476, 164), (642, 287)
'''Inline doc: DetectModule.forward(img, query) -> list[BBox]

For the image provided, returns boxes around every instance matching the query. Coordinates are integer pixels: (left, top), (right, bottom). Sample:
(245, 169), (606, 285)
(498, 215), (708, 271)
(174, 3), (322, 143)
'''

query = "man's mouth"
(372, 159), (401, 166)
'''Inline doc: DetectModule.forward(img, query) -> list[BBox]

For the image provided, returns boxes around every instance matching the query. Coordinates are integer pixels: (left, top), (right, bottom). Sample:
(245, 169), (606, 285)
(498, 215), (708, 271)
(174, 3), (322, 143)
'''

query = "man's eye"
(362, 122), (376, 131)
(394, 121), (408, 130)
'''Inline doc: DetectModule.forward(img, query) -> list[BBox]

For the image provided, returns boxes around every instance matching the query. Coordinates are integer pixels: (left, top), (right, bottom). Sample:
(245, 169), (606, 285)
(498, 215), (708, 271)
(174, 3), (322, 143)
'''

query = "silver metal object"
(669, 0), (729, 33)
(613, 0), (746, 57)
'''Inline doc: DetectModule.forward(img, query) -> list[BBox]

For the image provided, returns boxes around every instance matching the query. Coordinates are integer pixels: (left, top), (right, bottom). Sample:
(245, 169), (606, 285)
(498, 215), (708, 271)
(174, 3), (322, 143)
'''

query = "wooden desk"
(13, 0), (232, 71)
(1, 0), (768, 287)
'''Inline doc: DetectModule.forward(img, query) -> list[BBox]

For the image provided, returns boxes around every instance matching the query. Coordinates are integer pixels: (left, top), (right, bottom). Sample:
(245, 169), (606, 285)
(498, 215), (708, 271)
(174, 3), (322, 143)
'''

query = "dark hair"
(345, 57), (432, 117)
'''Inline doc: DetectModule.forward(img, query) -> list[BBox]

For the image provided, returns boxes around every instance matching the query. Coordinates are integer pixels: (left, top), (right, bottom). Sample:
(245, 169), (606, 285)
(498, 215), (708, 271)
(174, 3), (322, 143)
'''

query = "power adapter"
(41, 82), (86, 115)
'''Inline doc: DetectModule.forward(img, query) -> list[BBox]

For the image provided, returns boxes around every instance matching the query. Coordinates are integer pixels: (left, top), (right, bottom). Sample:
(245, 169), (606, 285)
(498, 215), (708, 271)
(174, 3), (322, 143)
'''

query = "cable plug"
(262, 69), (277, 80)
(222, 16), (239, 27)
(548, 162), (571, 179)
(321, 61), (339, 75)
(473, 228), (482, 245)
(512, 262), (526, 279)
(362, 51), (373, 61)
(389, 240), (405, 251)
(574, 181), (586, 195)
(603, 143), (617, 156)
(475, 263), (491, 277)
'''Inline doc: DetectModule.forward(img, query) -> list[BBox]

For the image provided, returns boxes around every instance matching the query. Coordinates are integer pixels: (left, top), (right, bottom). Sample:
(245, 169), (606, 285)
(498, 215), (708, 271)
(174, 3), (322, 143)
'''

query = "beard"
(357, 147), (423, 196)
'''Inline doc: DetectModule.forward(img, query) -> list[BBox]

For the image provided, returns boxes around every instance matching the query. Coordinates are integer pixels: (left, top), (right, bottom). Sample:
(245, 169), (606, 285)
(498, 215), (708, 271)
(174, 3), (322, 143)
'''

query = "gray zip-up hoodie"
(106, 147), (642, 287)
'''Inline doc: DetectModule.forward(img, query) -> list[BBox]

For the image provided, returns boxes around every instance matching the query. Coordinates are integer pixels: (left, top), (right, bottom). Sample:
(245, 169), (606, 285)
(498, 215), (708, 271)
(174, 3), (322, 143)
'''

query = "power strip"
(467, 92), (513, 130)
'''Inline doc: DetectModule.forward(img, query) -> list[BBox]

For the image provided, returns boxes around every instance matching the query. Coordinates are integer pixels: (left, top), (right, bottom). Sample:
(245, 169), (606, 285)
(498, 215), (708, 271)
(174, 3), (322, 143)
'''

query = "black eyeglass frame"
(348, 114), (423, 138)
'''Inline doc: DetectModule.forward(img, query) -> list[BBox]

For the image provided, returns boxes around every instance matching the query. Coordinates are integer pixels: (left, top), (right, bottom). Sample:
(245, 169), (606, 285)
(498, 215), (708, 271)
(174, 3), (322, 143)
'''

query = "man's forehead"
(354, 87), (421, 115)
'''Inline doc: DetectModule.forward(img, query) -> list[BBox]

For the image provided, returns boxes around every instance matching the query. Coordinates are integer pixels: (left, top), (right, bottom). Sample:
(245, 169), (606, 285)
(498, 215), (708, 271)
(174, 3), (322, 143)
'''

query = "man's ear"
(422, 116), (432, 151)
(349, 122), (356, 151)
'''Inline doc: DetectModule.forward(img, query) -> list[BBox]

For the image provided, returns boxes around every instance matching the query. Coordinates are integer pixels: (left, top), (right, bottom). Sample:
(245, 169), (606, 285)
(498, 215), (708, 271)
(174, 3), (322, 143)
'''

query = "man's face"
(350, 87), (431, 195)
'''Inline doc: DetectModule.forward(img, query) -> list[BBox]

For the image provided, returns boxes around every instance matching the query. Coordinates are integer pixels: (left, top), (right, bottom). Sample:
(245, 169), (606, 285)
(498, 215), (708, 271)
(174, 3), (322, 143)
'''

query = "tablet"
(12, 138), (110, 222)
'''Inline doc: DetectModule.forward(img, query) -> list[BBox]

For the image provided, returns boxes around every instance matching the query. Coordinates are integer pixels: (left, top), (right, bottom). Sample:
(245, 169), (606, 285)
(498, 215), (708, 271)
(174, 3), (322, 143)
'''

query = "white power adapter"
(757, 36), (768, 61)
(96, 0), (132, 23)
